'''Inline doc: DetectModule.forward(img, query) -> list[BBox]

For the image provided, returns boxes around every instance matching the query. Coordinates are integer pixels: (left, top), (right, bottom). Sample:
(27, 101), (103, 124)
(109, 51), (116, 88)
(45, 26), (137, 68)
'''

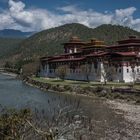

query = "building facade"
(40, 36), (140, 83)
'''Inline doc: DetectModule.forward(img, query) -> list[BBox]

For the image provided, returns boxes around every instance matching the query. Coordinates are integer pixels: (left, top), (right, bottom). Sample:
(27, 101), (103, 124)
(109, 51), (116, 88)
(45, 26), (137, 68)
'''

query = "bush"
(135, 99), (140, 104)
(63, 85), (72, 91)
(0, 108), (32, 139)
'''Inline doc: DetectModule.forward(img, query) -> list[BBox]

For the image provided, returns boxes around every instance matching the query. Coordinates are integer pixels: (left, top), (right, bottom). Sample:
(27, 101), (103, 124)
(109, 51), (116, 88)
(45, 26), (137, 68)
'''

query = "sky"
(0, 0), (140, 32)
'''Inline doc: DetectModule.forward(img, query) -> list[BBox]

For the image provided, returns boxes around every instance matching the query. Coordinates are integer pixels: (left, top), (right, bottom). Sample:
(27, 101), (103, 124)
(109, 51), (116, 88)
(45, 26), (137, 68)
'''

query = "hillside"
(0, 29), (33, 38)
(91, 24), (140, 45)
(0, 38), (23, 59)
(18, 23), (140, 59)
(19, 23), (94, 58)
(0, 29), (34, 62)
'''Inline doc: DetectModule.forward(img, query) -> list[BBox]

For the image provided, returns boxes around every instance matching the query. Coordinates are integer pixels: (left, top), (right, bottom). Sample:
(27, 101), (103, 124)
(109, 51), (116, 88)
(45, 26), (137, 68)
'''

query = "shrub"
(63, 85), (72, 91)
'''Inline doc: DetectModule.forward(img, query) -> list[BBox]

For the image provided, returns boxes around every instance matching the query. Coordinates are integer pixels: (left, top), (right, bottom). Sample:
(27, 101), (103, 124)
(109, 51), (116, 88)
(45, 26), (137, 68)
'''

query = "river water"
(0, 74), (139, 139)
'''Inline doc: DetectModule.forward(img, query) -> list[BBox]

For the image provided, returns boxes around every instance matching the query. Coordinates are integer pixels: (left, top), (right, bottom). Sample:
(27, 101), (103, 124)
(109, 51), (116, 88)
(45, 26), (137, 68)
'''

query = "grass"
(32, 77), (92, 87)
(32, 77), (140, 89)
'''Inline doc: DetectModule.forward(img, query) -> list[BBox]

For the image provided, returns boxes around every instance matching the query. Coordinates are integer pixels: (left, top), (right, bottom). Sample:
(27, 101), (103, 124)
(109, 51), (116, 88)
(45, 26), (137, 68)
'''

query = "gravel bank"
(108, 100), (140, 125)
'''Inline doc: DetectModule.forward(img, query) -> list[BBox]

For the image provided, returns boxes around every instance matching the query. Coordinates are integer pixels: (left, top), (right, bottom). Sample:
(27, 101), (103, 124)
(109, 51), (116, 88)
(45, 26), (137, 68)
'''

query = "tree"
(56, 65), (68, 80)
(98, 64), (116, 85)
(4, 61), (14, 68)
(22, 60), (40, 77)
(80, 63), (92, 82)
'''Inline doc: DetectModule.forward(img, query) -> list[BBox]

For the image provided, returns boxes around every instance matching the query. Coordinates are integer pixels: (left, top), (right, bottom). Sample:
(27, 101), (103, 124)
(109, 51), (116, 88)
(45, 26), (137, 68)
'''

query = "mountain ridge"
(0, 29), (34, 38)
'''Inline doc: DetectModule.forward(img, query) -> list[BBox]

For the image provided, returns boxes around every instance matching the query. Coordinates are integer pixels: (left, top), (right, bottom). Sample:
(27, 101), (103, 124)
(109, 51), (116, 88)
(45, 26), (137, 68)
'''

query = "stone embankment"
(23, 77), (140, 103)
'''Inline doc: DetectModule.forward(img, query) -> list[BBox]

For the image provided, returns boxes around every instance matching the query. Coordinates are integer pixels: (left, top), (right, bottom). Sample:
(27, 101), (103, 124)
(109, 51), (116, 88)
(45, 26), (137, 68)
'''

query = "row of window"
(126, 68), (139, 73)
(116, 68), (140, 73)
(49, 68), (139, 74)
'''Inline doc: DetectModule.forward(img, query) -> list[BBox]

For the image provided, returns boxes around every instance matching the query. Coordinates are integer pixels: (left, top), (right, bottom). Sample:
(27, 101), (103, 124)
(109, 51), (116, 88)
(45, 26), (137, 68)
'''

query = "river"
(0, 74), (139, 139)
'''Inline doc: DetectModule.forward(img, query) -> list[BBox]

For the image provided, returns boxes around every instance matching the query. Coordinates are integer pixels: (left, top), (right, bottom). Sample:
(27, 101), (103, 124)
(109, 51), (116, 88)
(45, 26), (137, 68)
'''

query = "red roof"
(107, 43), (140, 48)
(118, 36), (140, 44)
(63, 36), (86, 45)
(41, 52), (83, 62)
(86, 52), (108, 57)
(115, 52), (137, 56)
(49, 57), (86, 62)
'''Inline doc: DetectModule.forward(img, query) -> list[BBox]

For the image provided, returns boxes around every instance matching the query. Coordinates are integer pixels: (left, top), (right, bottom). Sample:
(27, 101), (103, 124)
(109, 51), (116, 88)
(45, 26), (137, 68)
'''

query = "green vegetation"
(0, 37), (23, 59)
(32, 77), (140, 89)
(0, 108), (32, 139)
(33, 77), (94, 87)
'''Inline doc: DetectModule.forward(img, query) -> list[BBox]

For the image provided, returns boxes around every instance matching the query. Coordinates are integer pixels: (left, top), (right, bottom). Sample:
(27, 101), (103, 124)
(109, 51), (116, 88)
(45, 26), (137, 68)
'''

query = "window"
(137, 68), (139, 73)
(132, 69), (134, 73)
(95, 69), (97, 73)
(49, 69), (52, 73)
(127, 69), (129, 73)
(119, 69), (121, 73)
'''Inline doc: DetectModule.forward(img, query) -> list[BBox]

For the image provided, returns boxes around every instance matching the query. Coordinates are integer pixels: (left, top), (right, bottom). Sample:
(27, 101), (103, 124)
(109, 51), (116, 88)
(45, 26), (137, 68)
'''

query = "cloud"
(0, 0), (140, 31)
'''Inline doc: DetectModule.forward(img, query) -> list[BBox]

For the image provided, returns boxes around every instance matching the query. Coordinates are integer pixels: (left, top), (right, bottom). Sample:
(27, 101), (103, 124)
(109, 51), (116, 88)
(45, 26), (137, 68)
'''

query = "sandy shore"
(107, 100), (140, 125)
(0, 72), (17, 77)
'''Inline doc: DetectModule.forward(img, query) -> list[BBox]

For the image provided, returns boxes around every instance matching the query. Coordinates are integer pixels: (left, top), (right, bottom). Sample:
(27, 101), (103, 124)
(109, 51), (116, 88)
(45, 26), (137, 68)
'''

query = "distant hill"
(0, 29), (34, 64)
(1, 23), (140, 66)
(18, 23), (140, 59)
(0, 29), (34, 38)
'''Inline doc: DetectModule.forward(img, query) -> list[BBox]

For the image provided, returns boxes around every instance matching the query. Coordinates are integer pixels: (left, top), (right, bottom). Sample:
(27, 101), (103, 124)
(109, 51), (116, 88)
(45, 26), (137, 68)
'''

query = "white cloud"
(0, 0), (140, 32)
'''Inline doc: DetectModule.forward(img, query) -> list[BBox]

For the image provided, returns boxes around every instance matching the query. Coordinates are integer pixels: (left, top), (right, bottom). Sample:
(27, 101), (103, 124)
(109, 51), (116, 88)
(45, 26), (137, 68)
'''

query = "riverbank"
(23, 77), (140, 104)
(0, 72), (18, 77)
(28, 77), (140, 124)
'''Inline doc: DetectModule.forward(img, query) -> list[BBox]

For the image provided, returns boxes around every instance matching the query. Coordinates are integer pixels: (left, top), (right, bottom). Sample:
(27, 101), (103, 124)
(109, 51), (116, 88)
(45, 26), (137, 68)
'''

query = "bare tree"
(22, 60), (40, 77)
(98, 64), (116, 85)
(0, 97), (97, 140)
(56, 65), (69, 80)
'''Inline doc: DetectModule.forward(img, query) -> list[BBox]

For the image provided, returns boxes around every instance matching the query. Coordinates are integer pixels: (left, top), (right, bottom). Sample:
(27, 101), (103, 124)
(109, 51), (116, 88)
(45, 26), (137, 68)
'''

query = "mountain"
(0, 29), (34, 65)
(0, 29), (34, 38)
(0, 38), (23, 59)
(0, 23), (140, 66)
(18, 23), (140, 59)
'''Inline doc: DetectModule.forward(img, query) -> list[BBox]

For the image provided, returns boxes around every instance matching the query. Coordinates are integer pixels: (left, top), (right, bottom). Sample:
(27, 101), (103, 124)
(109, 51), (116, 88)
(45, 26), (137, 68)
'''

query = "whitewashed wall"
(39, 63), (140, 83)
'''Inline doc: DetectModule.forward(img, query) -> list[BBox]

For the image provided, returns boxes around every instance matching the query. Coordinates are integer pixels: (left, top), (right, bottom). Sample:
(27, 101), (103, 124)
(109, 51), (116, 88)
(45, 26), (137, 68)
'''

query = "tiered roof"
(63, 36), (85, 45)
(41, 36), (140, 63)
(118, 36), (140, 44)
(108, 36), (140, 48)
